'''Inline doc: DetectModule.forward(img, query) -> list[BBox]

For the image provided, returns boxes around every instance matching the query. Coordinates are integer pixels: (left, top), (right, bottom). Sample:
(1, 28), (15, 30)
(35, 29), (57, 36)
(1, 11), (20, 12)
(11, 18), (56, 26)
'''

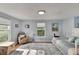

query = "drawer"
(0, 47), (7, 55)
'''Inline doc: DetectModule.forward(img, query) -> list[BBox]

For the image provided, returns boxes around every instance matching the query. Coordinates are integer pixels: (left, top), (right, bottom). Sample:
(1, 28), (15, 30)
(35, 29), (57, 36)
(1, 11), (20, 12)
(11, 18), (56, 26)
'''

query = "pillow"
(19, 35), (25, 38)
(68, 37), (79, 43)
(18, 35), (28, 44)
(75, 39), (79, 43)
(68, 37), (74, 42)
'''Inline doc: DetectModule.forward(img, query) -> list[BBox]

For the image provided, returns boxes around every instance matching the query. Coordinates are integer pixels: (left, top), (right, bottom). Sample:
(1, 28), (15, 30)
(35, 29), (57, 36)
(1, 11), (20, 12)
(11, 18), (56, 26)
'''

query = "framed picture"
(25, 24), (30, 28)
(52, 23), (59, 31)
(74, 16), (79, 28)
(15, 24), (19, 28)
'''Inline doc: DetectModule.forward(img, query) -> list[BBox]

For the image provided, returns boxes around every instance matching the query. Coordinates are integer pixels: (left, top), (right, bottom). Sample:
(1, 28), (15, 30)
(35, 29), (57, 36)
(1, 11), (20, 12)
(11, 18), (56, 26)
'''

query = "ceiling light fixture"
(38, 10), (46, 15)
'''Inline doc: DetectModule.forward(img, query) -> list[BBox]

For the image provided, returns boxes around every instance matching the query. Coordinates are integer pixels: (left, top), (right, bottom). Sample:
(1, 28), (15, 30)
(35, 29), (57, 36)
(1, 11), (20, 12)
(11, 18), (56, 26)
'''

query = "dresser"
(0, 42), (15, 55)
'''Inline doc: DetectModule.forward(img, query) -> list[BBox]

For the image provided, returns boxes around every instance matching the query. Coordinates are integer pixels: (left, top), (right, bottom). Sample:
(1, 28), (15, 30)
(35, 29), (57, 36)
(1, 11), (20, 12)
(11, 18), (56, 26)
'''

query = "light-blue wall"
(62, 17), (74, 38)
(21, 20), (63, 42)
(0, 12), (75, 42)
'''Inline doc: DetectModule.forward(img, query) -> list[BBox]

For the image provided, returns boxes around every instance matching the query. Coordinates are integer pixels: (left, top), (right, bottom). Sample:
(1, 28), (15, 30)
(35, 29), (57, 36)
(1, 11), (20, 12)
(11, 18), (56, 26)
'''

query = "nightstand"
(0, 42), (15, 55)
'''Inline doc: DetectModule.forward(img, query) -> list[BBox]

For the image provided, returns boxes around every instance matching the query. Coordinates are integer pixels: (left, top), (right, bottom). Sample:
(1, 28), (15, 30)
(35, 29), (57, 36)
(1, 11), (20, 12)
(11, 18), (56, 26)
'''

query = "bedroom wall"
(0, 15), (75, 42)
(62, 17), (74, 38)
(11, 19), (22, 42)
(0, 16), (74, 42)
(0, 11), (76, 42)
(21, 20), (63, 42)
(11, 19), (73, 42)
(10, 17), (75, 42)
(21, 20), (36, 42)
(1, 11), (75, 42)
(0, 12), (63, 42)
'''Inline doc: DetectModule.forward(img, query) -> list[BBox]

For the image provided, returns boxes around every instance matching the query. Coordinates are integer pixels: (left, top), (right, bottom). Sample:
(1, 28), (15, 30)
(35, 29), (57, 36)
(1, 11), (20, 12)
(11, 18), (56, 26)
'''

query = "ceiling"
(0, 3), (79, 20)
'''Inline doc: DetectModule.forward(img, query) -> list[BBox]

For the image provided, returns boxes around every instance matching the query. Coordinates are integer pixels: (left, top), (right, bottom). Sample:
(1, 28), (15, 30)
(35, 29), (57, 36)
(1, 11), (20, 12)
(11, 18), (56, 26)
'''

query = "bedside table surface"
(0, 42), (15, 46)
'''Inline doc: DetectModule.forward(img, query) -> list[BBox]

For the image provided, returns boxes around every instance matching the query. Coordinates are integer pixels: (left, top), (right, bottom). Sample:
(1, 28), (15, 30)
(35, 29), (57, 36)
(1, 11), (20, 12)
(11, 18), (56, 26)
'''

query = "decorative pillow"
(18, 35), (28, 44)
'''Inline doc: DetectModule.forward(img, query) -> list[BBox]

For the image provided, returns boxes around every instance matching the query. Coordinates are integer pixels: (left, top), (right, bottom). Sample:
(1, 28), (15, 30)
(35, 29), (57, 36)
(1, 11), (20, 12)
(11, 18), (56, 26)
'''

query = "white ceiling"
(0, 3), (79, 20)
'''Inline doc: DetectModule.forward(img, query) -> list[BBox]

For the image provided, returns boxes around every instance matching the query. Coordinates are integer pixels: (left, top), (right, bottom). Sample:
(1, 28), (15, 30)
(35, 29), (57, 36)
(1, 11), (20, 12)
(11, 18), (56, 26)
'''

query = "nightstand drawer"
(0, 47), (7, 55)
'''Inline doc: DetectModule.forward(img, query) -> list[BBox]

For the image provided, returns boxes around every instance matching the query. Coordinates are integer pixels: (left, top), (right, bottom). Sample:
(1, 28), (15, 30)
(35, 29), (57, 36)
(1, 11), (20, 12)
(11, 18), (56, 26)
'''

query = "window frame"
(0, 24), (11, 42)
(36, 23), (46, 37)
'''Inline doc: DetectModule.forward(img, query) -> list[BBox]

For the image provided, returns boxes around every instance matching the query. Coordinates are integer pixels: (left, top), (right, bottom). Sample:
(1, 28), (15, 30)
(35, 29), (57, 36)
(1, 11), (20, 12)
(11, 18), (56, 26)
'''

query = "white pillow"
(68, 37), (78, 43)
(75, 39), (79, 43)
(68, 37), (74, 42)
(19, 35), (25, 38)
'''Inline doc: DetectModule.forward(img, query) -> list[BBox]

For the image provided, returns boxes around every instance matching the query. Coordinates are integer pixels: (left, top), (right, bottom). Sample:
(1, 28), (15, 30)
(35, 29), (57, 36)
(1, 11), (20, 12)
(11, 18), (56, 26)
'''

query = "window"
(0, 24), (11, 42)
(37, 23), (46, 36)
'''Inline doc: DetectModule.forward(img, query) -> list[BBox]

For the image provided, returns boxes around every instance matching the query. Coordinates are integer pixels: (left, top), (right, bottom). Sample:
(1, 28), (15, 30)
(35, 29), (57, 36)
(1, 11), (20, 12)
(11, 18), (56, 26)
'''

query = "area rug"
(11, 43), (63, 55)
